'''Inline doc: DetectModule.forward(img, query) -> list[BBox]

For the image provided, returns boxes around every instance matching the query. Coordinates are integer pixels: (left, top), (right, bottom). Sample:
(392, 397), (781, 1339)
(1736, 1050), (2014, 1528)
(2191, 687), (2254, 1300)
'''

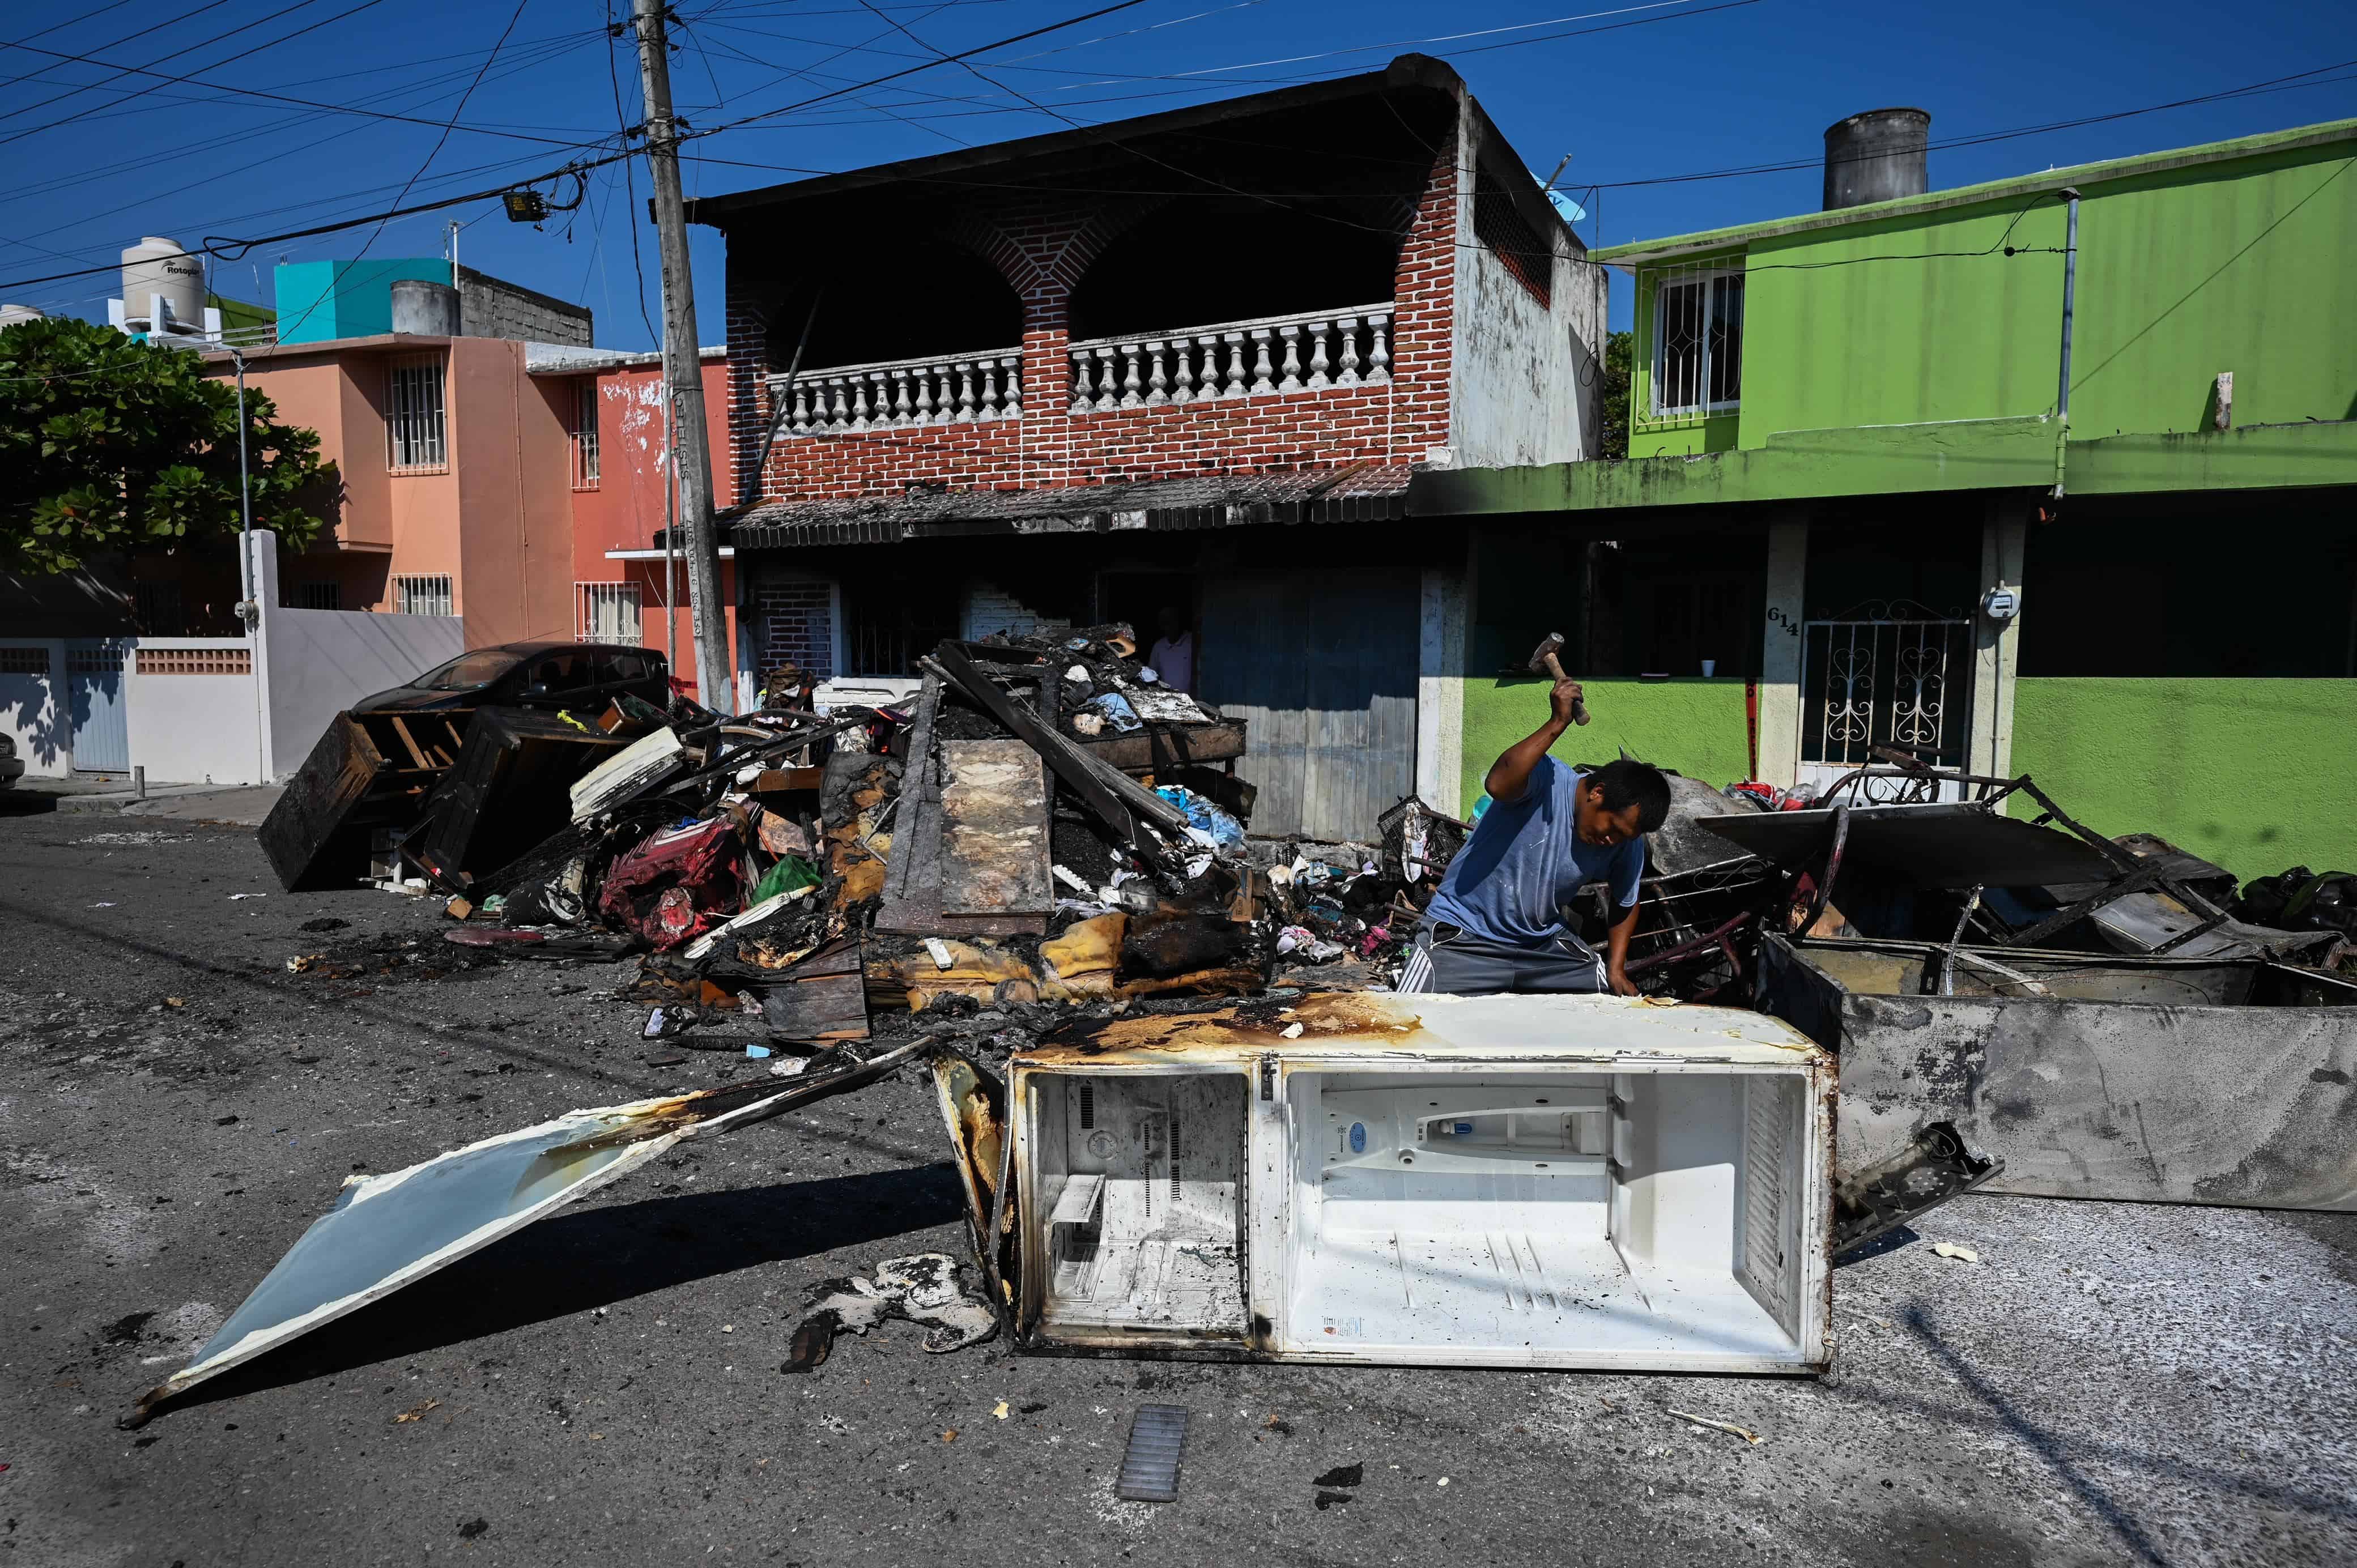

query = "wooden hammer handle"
(1539, 649), (1592, 726)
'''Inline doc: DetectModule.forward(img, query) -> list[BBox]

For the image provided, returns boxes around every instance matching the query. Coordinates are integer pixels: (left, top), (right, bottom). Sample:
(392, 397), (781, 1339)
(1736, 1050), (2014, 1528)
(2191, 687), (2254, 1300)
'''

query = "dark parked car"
(346, 642), (672, 717)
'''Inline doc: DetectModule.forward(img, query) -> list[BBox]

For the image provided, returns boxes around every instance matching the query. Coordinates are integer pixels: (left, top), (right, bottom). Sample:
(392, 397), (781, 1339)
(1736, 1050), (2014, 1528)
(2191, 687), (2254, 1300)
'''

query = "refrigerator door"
(930, 1049), (1020, 1330)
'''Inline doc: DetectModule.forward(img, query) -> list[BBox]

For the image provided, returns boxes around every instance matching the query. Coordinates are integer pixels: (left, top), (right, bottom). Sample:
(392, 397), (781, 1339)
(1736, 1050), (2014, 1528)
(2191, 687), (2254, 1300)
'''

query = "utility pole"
(628, 0), (731, 711)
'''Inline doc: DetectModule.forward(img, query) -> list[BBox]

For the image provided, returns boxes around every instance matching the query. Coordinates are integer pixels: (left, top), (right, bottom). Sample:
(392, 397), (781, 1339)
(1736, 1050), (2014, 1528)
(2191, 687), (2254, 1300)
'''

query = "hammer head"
(1527, 632), (1566, 674)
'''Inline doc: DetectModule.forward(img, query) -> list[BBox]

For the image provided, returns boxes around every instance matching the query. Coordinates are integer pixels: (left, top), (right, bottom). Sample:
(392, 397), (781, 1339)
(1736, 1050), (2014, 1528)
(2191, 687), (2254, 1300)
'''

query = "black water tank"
(1822, 108), (1930, 211)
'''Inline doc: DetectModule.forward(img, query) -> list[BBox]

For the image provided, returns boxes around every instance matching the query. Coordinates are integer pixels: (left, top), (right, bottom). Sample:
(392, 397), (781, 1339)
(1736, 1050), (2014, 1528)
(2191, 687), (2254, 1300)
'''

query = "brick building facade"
(679, 54), (1604, 836)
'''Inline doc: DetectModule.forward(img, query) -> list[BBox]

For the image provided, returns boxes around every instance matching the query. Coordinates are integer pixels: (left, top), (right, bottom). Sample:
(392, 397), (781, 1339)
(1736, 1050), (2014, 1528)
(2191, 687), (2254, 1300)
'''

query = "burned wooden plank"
(759, 973), (870, 1042)
(874, 673), (948, 934)
(1073, 721), (1249, 776)
(937, 739), (1053, 919)
(385, 715), (433, 772)
(751, 766), (825, 792)
(924, 647), (1190, 853)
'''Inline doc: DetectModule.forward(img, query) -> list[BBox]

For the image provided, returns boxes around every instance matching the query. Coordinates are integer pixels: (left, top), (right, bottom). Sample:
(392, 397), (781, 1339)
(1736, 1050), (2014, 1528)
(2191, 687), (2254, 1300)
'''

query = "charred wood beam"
(922, 647), (1190, 859)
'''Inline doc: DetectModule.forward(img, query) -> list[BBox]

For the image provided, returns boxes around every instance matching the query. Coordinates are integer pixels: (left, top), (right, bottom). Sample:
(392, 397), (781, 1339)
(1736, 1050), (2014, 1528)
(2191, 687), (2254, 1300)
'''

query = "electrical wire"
(7, 29), (606, 224)
(609, 0), (662, 345)
(713, 0), (1152, 130)
(261, 0), (535, 348)
(6, 1), (2351, 303)
(0, 0), (339, 137)
(0, 36), (603, 147)
(0, 0), (403, 152)
(0, 0), (142, 57)
(0, 0), (233, 97)
(687, 20), (978, 148)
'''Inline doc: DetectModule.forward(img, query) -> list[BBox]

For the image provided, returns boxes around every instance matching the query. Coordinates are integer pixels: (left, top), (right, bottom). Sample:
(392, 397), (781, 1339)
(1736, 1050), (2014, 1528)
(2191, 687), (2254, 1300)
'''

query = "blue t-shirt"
(1423, 758), (1644, 946)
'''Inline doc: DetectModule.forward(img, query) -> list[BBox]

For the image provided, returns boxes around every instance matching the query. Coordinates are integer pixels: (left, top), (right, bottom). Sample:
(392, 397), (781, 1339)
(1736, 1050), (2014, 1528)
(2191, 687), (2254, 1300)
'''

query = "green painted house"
(1415, 115), (2357, 880)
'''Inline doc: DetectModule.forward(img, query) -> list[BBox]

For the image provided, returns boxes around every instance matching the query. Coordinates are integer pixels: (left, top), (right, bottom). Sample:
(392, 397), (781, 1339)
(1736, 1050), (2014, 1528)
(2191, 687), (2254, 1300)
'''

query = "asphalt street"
(3, 802), (2354, 1567)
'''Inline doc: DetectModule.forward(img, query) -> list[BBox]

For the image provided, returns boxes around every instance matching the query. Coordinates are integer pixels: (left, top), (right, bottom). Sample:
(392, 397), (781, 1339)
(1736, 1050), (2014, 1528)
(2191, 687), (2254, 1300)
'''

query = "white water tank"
(0, 304), (44, 328)
(122, 236), (205, 333)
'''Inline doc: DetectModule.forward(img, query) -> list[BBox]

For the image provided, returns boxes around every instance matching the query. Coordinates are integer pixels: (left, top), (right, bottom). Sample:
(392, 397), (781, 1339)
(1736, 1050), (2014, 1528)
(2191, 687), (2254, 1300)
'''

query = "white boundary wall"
(2, 535), (465, 786)
(249, 532), (463, 780)
(0, 638), (70, 779)
(128, 637), (265, 785)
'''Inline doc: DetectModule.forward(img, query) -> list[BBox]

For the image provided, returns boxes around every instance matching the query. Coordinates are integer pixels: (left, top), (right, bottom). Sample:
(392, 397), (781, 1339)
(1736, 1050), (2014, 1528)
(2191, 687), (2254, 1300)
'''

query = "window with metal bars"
(286, 581), (341, 611)
(572, 381), (601, 489)
(386, 357), (448, 471)
(133, 581), (185, 635)
(393, 574), (454, 617)
(1651, 270), (1744, 415)
(577, 581), (641, 643)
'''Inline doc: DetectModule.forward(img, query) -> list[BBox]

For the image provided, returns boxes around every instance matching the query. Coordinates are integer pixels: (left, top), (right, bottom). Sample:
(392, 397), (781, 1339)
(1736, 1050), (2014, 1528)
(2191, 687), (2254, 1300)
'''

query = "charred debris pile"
(257, 625), (1471, 1065)
(133, 704), (2351, 1429)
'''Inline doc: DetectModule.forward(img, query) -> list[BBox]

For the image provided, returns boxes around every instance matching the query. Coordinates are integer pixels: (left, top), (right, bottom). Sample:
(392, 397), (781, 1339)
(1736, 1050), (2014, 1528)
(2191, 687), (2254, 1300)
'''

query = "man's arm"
(1602, 901), (1641, 996)
(1484, 679), (1584, 802)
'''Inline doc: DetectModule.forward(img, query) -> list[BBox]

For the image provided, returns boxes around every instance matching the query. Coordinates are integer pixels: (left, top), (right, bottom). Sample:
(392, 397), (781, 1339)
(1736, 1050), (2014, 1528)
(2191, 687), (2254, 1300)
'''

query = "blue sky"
(5, 0), (2352, 345)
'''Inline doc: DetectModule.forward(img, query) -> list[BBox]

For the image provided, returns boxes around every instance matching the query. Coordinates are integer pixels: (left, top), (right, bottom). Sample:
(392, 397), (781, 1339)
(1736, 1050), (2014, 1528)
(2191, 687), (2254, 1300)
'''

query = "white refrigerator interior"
(999, 993), (1832, 1373)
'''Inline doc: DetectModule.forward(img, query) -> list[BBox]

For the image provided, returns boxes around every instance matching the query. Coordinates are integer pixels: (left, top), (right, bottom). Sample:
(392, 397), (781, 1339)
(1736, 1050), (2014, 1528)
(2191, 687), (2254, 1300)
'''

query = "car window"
(417, 650), (526, 690)
(605, 651), (647, 684)
(522, 651), (582, 692)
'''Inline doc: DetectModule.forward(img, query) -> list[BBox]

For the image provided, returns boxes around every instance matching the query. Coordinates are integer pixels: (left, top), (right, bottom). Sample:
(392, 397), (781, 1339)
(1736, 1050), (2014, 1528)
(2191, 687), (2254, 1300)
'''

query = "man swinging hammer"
(1398, 662), (1671, 996)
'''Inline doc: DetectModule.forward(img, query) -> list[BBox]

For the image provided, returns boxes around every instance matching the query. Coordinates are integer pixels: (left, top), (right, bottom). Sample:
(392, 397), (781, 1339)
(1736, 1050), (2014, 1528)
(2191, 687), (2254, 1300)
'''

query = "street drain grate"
(1116, 1404), (1190, 1502)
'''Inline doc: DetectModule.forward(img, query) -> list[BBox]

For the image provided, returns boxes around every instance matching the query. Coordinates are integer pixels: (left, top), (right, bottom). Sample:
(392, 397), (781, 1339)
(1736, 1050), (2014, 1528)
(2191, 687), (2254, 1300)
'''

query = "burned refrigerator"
(933, 992), (1835, 1374)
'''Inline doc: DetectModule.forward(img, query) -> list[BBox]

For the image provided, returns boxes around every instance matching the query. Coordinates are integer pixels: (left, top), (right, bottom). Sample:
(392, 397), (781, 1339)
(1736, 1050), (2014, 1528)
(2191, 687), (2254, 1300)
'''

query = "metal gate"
(1797, 604), (1972, 801)
(65, 638), (131, 773)
(1197, 567), (1419, 841)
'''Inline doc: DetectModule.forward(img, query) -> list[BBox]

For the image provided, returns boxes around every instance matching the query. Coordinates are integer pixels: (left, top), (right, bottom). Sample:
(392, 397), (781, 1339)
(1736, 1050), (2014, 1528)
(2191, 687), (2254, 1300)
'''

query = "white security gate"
(65, 637), (131, 773)
(1797, 604), (1972, 801)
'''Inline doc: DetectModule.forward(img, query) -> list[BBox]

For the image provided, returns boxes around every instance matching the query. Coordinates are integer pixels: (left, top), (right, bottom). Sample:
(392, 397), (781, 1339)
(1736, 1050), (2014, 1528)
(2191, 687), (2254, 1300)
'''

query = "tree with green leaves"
(1596, 329), (1633, 460)
(0, 315), (338, 577)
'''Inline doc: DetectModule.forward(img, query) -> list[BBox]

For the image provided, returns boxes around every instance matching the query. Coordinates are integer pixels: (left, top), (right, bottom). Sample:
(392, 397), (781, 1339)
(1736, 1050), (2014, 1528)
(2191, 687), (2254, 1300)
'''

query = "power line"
(712, 0), (1154, 130)
(257, 0), (535, 349)
(0, 35), (605, 148)
(8, 0), (2349, 305)
(0, 0), (290, 130)
(687, 19), (980, 149)
(0, 0), (397, 151)
(608, 0), (662, 344)
(1032, 0), (1731, 86)
(0, 0), (142, 57)
(8, 40), (619, 277)
(14, 30), (603, 204)
(1576, 58), (2357, 193)
(0, 0), (231, 96)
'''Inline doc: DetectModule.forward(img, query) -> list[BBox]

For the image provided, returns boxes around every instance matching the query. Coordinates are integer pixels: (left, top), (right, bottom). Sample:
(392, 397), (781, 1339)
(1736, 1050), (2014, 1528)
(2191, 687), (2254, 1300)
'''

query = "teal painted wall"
(1460, 678), (1756, 810)
(1625, 135), (2357, 458)
(2008, 678), (2357, 879)
(274, 258), (448, 344)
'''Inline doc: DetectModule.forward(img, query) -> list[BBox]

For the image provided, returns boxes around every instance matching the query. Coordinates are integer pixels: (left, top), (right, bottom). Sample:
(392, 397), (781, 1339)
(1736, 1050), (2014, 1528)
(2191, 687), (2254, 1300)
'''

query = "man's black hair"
(1585, 758), (1673, 834)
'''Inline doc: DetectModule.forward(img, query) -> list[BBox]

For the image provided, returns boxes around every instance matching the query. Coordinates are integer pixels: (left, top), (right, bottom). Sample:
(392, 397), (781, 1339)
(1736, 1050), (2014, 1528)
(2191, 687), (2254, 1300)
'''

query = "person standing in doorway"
(1148, 604), (1195, 694)
(1396, 679), (1670, 996)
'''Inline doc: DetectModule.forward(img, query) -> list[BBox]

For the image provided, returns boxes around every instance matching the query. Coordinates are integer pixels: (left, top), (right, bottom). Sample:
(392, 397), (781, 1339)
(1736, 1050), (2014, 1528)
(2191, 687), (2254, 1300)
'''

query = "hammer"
(1528, 632), (1591, 726)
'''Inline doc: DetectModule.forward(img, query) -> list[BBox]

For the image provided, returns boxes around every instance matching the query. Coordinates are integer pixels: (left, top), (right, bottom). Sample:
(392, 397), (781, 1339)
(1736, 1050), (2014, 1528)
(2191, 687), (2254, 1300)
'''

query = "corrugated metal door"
(66, 638), (131, 773)
(1198, 567), (1418, 841)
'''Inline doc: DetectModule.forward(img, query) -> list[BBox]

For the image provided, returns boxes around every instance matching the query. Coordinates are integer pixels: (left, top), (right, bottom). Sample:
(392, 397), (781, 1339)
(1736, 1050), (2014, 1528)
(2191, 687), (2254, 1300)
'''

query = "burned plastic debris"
(782, 1253), (997, 1373)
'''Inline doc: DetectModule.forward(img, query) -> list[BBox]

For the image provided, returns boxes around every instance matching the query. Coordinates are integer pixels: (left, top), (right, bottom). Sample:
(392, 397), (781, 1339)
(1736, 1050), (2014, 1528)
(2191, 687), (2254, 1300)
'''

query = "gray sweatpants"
(1394, 919), (1608, 995)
